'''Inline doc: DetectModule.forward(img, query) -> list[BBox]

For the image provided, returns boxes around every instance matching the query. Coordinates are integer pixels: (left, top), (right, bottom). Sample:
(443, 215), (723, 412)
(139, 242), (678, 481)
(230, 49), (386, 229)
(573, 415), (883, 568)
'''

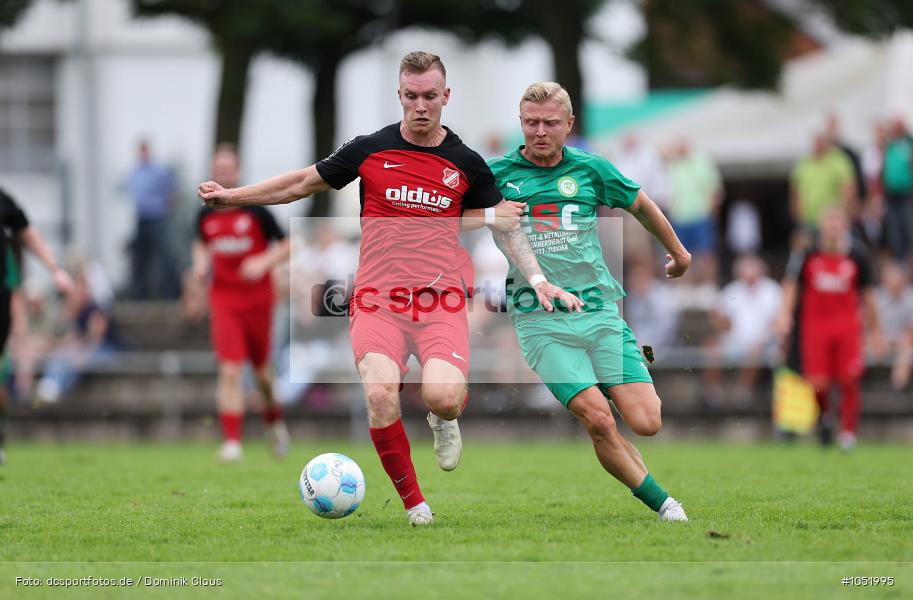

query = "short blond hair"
(399, 51), (446, 79)
(520, 82), (573, 117)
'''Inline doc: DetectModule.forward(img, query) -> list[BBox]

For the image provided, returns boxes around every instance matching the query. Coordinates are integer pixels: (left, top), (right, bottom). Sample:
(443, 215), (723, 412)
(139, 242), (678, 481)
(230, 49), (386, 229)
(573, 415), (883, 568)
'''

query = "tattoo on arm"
(493, 229), (541, 280)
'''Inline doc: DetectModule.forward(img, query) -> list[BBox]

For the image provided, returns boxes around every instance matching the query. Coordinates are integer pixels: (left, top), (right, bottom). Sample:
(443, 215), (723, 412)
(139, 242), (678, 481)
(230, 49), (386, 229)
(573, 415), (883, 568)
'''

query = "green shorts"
(513, 303), (653, 407)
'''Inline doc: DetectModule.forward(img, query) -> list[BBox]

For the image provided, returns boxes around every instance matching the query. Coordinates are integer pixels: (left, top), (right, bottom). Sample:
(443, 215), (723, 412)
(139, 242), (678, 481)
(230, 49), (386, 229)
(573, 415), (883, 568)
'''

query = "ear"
(567, 114), (576, 133)
(442, 87), (451, 106)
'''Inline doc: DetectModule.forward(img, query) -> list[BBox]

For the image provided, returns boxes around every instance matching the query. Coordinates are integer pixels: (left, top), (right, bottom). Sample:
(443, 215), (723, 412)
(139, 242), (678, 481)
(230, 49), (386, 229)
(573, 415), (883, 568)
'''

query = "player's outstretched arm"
(492, 228), (583, 313)
(198, 165), (332, 208)
(626, 190), (691, 278)
(462, 200), (525, 231)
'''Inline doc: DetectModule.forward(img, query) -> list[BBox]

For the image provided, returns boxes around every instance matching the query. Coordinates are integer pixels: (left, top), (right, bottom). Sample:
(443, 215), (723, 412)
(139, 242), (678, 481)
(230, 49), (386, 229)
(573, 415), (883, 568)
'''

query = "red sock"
(814, 388), (829, 417)
(838, 378), (860, 434)
(220, 412), (243, 442)
(262, 403), (283, 425)
(369, 418), (425, 510)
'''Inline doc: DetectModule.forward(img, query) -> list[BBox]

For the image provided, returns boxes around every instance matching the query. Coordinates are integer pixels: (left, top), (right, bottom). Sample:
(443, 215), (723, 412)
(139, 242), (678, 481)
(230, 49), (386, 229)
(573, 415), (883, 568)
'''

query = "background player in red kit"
(193, 144), (291, 463)
(198, 52), (578, 525)
(777, 207), (884, 450)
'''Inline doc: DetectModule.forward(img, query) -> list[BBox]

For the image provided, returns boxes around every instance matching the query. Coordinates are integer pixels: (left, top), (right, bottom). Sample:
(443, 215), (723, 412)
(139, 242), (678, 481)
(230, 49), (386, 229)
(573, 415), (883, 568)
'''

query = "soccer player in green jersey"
(488, 82), (692, 521)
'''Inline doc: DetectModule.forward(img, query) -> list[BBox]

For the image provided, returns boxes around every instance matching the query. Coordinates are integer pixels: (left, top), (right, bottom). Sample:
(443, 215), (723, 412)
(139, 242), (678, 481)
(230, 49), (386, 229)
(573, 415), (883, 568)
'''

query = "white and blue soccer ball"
(299, 453), (366, 519)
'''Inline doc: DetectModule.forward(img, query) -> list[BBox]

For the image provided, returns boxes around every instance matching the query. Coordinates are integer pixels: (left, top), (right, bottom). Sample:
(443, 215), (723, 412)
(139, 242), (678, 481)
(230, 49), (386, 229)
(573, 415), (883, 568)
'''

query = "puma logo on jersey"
(506, 181), (524, 193)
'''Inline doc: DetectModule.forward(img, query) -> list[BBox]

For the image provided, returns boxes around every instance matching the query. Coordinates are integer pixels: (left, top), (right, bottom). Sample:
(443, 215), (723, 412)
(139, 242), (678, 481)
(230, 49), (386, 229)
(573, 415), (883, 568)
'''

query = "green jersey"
(487, 146), (640, 320)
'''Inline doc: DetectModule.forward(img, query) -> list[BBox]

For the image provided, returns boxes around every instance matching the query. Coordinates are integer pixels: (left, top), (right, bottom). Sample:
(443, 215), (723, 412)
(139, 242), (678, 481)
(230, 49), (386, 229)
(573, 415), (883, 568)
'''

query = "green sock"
(632, 473), (669, 512)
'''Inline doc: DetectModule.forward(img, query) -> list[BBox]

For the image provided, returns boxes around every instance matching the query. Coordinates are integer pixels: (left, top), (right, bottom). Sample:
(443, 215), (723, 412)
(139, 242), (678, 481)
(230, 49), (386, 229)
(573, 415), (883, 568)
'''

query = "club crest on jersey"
(233, 214), (252, 234)
(442, 168), (460, 189)
(557, 176), (578, 197)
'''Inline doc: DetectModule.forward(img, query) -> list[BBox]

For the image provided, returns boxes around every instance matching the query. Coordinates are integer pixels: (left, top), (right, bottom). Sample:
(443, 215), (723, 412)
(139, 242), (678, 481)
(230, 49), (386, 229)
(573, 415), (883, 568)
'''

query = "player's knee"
(585, 410), (619, 443)
(364, 383), (400, 423)
(365, 383), (398, 409)
(423, 384), (464, 420)
(629, 410), (662, 437)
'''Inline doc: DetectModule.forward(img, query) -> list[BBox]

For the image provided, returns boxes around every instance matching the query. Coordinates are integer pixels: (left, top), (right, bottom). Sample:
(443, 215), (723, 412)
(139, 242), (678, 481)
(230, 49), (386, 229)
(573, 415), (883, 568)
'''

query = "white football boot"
(217, 440), (243, 463)
(407, 502), (434, 526)
(427, 412), (461, 471)
(658, 497), (689, 522)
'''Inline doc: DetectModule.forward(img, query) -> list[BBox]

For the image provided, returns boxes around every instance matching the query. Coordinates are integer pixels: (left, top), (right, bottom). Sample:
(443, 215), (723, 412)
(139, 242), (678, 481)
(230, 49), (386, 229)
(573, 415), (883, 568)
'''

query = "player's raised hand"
(198, 181), (232, 208)
(492, 201), (526, 231)
(664, 251), (691, 278)
(533, 281), (584, 313)
(239, 253), (272, 281)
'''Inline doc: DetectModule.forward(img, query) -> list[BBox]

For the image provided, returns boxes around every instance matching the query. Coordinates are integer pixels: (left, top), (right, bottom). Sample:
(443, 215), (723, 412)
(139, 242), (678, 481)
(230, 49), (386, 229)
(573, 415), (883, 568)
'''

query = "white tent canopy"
(598, 31), (913, 177)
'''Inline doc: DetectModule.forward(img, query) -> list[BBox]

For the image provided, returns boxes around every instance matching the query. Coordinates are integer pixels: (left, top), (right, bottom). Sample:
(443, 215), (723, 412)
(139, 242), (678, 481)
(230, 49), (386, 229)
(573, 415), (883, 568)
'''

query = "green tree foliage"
(0, 0), (33, 29)
(812, 0), (913, 36)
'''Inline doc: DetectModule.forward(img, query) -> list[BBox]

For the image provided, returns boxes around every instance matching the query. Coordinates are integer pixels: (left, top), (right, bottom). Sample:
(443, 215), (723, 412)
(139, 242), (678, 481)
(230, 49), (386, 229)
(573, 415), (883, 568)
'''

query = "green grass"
(1, 440), (911, 599)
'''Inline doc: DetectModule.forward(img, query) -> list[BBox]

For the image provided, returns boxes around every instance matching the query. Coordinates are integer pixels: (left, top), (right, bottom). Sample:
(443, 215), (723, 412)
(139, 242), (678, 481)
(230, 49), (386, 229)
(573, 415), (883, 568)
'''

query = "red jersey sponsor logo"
(384, 186), (453, 211)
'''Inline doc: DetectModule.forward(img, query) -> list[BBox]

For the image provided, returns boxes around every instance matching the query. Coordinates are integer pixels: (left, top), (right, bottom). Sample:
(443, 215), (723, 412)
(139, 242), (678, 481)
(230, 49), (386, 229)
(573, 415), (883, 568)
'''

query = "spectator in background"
(881, 117), (913, 263)
(665, 138), (722, 285)
(790, 132), (855, 237)
(861, 121), (889, 248)
(35, 261), (120, 404)
(623, 261), (679, 351)
(824, 114), (866, 212)
(875, 261), (913, 392)
(126, 139), (180, 300)
(703, 254), (782, 407)
(613, 132), (669, 263)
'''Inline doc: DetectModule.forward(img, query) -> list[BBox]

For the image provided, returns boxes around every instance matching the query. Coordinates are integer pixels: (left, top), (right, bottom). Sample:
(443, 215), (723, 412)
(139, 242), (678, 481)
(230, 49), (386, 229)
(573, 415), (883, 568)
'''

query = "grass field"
(1, 440), (911, 599)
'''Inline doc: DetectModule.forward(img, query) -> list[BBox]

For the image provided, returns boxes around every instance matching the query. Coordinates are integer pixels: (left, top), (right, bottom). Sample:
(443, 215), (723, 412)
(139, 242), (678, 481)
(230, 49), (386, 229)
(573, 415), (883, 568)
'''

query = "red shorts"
(348, 303), (470, 380)
(210, 301), (273, 368)
(800, 320), (863, 382)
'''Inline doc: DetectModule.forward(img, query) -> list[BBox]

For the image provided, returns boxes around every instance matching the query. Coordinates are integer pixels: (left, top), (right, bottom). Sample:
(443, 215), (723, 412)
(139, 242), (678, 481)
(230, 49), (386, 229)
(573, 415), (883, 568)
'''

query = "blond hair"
(399, 51), (446, 79)
(520, 82), (573, 117)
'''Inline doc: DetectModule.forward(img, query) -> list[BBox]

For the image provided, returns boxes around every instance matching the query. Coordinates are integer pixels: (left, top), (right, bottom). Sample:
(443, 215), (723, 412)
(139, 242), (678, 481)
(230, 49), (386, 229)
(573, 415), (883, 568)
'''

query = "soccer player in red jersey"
(198, 52), (579, 525)
(193, 145), (291, 463)
(777, 207), (885, 450)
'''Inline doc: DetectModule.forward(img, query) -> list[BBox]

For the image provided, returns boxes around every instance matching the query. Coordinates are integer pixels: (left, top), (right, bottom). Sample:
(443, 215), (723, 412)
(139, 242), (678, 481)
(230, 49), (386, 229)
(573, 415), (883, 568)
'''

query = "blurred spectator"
(35, 262), (122, 403)
(613, 132), (669, 263)
(126, 139), (180, 299)
(860, 121), (889, 248)
(880, 117), (913, 263)
(277, 224), (357, 406)
(665, 138), (722, 285)
(789, 132), (855, 235)
(725, 200), (762, 255)
(874, 261), (913, 391)
(7, 280), (59, 401)
(623, 261), (680, 350)
(824, 114), (866, 212)
(703, 254), (782, 407)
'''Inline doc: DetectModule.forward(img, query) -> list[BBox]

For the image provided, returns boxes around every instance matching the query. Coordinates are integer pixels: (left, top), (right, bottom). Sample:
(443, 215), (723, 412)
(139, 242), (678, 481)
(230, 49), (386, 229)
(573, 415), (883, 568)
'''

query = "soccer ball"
(299, 453), (366, 519)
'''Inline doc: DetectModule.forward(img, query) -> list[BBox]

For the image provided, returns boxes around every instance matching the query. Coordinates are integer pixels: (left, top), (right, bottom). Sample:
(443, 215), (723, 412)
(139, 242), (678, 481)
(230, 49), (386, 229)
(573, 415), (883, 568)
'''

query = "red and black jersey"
(785, 242), (873, 326)
(196, 206), (285, 305)
(316, 123), (502, 296)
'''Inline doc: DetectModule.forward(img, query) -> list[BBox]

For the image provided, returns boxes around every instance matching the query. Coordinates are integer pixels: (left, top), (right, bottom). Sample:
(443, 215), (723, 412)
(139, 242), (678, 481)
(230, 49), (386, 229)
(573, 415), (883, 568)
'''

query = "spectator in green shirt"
(790, 132), (856, 234)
